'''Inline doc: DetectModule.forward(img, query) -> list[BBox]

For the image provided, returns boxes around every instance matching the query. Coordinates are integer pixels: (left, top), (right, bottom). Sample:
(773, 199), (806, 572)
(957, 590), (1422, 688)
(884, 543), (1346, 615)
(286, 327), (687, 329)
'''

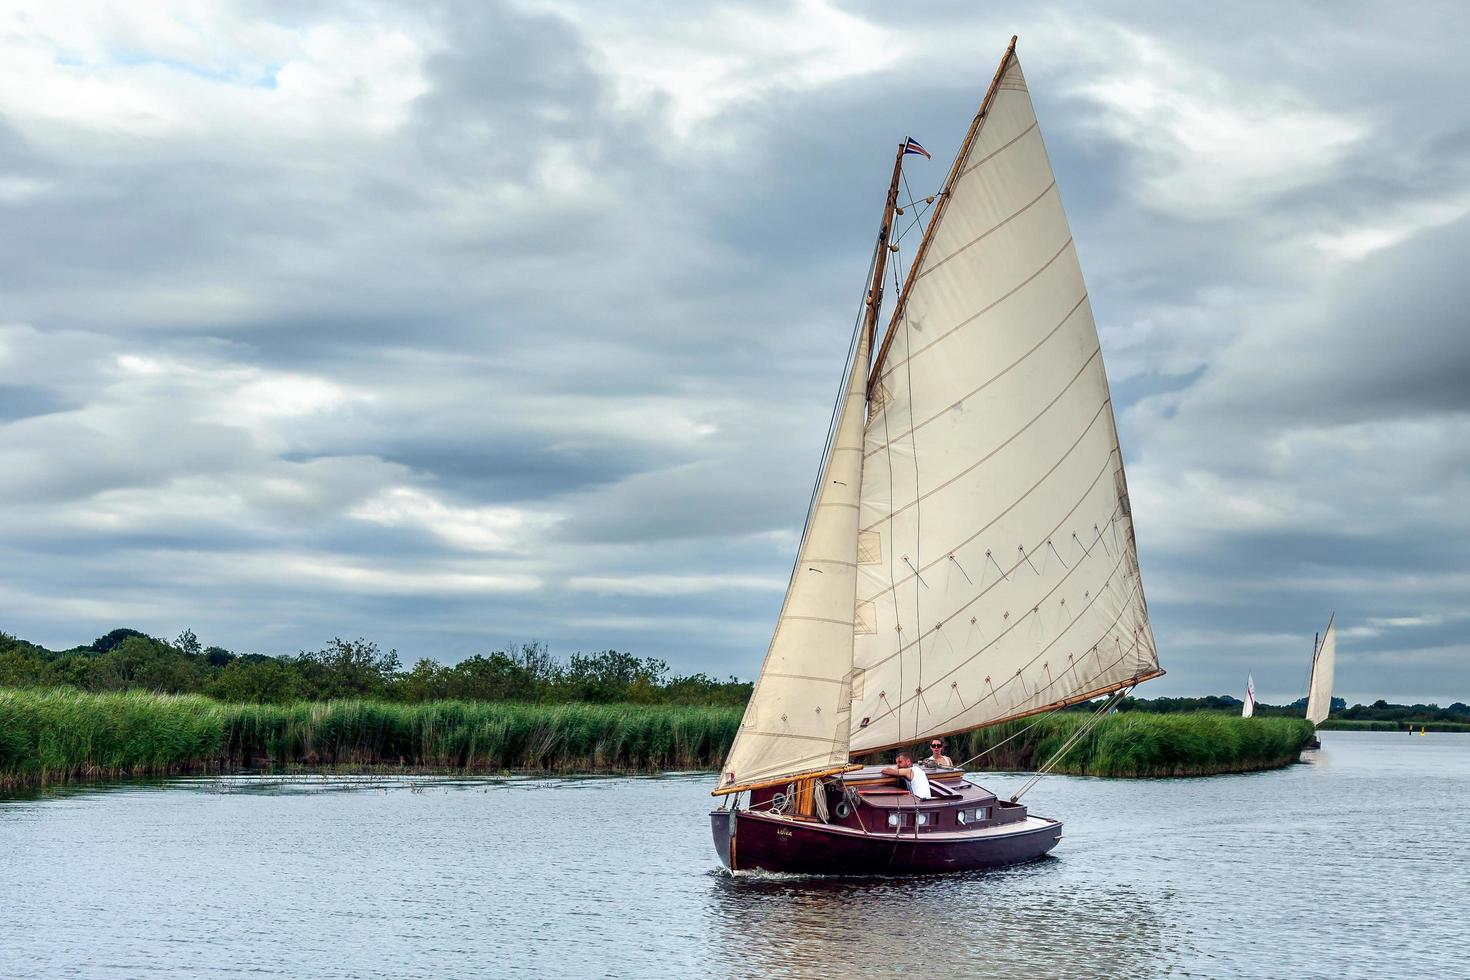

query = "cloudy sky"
(2, 1), (1466, 704)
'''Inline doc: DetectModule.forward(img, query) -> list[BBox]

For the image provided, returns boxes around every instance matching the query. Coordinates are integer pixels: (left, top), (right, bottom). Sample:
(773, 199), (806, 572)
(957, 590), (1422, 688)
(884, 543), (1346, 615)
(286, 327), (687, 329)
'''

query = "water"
(2, 731), (1466, 978)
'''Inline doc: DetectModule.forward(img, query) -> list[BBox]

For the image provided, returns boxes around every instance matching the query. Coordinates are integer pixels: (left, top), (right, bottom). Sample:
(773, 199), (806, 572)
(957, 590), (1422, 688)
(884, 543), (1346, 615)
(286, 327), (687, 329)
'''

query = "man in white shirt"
(881, 753), (932, 800)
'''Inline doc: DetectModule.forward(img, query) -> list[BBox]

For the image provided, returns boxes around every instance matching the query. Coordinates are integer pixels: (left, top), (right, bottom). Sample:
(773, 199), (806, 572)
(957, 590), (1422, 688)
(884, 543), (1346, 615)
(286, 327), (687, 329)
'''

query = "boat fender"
(727, 808), (738, 840)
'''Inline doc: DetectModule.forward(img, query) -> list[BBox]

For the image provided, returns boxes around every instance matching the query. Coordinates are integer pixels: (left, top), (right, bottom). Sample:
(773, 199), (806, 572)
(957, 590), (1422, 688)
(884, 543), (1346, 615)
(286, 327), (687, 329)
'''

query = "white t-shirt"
(907, 765), (932, 799)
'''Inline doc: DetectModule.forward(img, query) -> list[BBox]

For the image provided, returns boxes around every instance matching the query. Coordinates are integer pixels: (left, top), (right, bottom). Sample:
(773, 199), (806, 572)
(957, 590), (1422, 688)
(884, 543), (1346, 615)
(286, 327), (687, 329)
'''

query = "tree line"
(0, 628), (753, 706)
(1098, 693), (1470, 724)
(4, 626), (1463, 722)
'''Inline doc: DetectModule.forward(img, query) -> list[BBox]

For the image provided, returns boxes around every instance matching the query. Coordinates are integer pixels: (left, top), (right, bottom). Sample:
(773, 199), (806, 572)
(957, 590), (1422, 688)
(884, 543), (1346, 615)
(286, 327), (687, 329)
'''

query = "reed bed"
(855, 712), (1317, 777)
(2, 690), (1317, 789)
(0, 688), (741, 788)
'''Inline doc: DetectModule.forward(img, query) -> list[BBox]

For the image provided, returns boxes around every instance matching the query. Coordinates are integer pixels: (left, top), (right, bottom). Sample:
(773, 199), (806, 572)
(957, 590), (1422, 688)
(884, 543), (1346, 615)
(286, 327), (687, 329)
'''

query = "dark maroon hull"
(710, 808), (1061, 875)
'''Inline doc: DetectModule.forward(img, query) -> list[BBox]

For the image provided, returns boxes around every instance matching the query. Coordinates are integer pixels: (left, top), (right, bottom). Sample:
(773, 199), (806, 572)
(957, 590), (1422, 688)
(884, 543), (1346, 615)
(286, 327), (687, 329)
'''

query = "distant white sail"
(715, 330), (870, 792)
(1242, 674), (1255, 718)
(849, 51), (1160, 754)
(1305, 615), (1337, 726)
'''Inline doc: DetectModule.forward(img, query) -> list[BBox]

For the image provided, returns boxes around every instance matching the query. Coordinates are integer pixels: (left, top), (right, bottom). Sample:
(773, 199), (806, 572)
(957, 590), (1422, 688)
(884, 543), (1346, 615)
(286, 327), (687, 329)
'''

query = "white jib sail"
(1242, 674), (1256, 718)
(1305, 615), (1337, 726)
(715, 329), (870, 792)
(849, 51), (1160, 755)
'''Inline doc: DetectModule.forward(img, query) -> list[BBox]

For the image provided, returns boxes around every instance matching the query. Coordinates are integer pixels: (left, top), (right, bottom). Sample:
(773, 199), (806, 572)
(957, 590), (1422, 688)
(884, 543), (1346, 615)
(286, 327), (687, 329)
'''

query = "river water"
(2, 731), (1466, 978)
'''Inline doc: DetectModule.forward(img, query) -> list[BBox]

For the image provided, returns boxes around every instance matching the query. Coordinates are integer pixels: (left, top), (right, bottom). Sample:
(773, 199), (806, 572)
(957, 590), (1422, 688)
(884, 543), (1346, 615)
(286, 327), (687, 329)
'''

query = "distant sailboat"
(1305, 615), (1337, 726)
(1242, 674), (1256, 718)
(1303, 614), (1336, 748)
(709, 36), (1163, 875)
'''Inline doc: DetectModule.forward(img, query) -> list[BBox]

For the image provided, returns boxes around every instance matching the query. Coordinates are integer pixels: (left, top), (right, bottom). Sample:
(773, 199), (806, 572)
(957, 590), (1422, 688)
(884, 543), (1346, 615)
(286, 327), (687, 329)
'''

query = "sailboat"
(1242, 674), (1256, 718)
(709, 36), (1163, 875)
(1304, 614), (1336, 746)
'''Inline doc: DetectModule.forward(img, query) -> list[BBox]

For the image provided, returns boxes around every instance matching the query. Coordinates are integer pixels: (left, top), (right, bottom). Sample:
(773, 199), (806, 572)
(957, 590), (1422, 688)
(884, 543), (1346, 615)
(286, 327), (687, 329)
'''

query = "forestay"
(849, 51), (1160, 754)
(715, 330), (870, 793)
(1305, 615), (1337, 726)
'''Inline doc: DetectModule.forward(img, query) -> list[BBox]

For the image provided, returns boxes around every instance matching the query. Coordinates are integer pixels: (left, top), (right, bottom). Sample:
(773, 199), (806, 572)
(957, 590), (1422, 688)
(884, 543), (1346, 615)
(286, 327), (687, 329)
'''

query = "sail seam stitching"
(915, 179), (1057, 285)
(865, 292), (1089, 458)
(875, 558), (1144, 726)
(858, 451), (1118, 655)
(763, 673), (848, 685)
(921, 580), (1147, 735)
(737, 733), (847, 745)
(783, 615), (857, 627)
(863, 350), (1105, 530)
(876, 236), (1074, 384)
(958, 119), (1039, 180)
(857, 490), (1128, 679)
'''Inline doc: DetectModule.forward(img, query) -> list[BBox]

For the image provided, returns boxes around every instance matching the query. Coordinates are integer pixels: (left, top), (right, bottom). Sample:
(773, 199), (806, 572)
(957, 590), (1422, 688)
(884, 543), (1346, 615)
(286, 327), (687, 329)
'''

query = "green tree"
(294, 638), (401, 699)
(175, 628), (202, 658)
(395, 658), (450, 702)
(90, 628), (149, 654)
(207, 657), (307, 703)
(84, 636), (200, 693)
(0, 647), (62, 687)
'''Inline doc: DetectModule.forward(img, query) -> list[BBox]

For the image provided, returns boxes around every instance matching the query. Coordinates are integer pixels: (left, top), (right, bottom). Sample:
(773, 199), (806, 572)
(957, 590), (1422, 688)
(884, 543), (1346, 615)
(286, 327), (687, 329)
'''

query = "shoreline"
(2, 688), (1317, 791)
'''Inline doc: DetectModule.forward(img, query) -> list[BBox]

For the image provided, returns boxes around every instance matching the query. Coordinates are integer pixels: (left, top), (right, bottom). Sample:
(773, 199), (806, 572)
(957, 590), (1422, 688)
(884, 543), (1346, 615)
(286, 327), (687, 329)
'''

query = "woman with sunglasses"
(923, 739), (953, 769)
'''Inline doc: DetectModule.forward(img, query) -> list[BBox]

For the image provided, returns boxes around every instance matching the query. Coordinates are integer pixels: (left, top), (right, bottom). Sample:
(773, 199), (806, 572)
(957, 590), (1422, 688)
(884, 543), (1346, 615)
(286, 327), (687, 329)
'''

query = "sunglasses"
(930, 743), (944, 748)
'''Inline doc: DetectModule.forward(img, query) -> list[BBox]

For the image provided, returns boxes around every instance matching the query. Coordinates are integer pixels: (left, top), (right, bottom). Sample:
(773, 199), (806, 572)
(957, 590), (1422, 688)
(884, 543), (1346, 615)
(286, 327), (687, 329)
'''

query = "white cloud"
(544, 0), (898, 136)
(350, 487), (558, 552)
(1310, 192), (1470, 260)
(1066, 28), (1363, 218)
(0, 1), (1467, 704)
(0, 2), (431, 151)
(567, 573), (785, 596)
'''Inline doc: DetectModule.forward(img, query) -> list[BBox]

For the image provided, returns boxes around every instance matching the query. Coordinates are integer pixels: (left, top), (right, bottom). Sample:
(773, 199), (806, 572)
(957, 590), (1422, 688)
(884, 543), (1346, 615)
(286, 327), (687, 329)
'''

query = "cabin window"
(956, 810), (967, 825)
(915, 812), (930, 827)
(974, 806), (989, 822)
(886, 813), (901, 828)
(835, 801), (851, 819)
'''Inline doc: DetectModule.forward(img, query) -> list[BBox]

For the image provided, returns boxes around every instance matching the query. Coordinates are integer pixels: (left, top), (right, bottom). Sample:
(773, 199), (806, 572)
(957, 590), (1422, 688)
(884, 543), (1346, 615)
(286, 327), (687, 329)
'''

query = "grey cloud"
(0, 384), (72, 421)
(2, 1), (1468, 705)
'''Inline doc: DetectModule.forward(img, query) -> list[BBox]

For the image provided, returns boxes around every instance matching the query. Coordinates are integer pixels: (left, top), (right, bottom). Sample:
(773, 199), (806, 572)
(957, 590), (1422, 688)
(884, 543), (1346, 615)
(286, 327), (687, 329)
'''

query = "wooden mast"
(863, 141), (908, 357)
(868, 34), (1019, 393)
(708, 143), (909, 802)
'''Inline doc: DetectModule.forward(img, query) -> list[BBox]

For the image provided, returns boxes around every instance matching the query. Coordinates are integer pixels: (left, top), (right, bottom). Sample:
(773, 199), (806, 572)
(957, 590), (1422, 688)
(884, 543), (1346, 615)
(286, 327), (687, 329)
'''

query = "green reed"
(2, 689), (1319, 788)
(0, 688), (741, 788)
(932, 711), (1317, 777)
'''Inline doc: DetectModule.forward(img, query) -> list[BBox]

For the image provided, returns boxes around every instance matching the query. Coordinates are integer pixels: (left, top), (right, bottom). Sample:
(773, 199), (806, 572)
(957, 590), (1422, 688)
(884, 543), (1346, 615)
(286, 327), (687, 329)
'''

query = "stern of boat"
(710, 807), (737, 870)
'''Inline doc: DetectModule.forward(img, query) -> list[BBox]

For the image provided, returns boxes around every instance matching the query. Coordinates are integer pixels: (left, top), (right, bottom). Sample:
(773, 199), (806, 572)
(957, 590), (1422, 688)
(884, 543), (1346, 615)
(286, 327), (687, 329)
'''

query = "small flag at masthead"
(902, 137), (931, 159)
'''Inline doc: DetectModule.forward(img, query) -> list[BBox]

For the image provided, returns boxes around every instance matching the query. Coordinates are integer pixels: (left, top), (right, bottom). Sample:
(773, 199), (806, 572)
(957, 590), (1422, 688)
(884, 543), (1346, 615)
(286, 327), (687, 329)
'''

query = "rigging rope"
(892, 169), (930, 247)
(781, 237), (879, 599)
(953, 703), (1066, 771)
(1009, 688), (1129, 802)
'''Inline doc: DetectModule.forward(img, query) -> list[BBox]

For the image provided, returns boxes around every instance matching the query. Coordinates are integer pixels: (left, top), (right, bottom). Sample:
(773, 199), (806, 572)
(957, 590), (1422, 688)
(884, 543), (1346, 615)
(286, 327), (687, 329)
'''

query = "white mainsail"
(1305, 614), (1337, 726)
(715, 39), (1162, 793)
(715, 329), (870, 792)
(1242, 674), (1256, 718)
(849, 48), (1160, 754)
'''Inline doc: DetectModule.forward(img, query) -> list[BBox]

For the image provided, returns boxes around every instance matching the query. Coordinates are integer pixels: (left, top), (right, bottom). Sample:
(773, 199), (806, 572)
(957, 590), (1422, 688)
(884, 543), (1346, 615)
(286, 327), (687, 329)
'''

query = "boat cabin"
(744, 766), (1029, 837)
